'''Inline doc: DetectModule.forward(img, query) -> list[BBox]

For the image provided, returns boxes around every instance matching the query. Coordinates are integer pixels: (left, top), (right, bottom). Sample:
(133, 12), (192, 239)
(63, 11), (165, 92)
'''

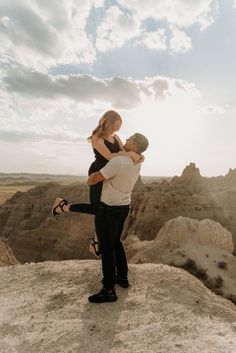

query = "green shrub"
(181, 258), (208, 281)
(217, 261), (227, 270)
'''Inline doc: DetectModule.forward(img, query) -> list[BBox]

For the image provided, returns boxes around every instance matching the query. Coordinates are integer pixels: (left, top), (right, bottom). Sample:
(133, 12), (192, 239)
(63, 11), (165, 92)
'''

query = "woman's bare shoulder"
(91, 134), (104, 145)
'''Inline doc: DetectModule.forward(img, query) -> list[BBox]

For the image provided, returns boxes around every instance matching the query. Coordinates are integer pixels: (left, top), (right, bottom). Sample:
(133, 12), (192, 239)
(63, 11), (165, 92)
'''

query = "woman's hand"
(139, 154), (145, 163)
(127, 151), (143, 164)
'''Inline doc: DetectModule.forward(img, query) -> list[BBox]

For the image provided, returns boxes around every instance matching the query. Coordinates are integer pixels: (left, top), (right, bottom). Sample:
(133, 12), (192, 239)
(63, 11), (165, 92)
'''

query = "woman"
(52, 110), (141, 216)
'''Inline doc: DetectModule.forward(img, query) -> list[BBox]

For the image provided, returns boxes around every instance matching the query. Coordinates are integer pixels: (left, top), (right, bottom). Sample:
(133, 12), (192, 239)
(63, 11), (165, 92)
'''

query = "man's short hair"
(131, 133), (149, 153)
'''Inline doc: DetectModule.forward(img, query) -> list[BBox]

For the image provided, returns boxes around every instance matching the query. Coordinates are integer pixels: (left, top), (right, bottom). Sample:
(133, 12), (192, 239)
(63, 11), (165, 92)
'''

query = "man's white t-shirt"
(100, 156), (141, 206)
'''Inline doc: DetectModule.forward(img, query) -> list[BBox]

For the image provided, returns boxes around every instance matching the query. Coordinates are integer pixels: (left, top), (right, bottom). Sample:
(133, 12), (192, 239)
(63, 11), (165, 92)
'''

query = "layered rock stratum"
(0, 164), (236, 263)
(0, 240), (18, 267)
(1, 261), (236, 353)
(0, 183), (95, 262)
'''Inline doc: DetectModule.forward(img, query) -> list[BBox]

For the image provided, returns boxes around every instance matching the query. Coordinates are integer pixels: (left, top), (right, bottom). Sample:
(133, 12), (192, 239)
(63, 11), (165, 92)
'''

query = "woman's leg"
(69, 181), (103, 215)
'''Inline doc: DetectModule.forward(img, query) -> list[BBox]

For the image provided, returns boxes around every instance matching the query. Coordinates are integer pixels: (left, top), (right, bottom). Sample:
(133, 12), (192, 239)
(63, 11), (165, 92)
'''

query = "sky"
(0, 0), (236, 177)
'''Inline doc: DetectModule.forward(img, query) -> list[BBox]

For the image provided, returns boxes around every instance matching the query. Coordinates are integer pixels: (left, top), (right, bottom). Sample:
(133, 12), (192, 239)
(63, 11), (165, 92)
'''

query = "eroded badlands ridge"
(0, 163), (236, 263)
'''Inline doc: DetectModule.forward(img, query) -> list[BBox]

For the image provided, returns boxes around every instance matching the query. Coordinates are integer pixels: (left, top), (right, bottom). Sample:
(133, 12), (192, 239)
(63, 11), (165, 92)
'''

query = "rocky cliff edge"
(0, 261), (236, 353)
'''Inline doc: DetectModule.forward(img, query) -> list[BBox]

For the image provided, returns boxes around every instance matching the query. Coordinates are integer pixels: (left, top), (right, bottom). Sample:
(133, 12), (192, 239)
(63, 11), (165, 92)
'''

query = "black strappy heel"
(52, 198), (68, 217)
(89, 234), (101, 258)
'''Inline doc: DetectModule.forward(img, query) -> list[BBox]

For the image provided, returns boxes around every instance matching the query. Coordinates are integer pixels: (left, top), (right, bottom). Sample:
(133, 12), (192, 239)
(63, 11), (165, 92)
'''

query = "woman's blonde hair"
(88, 110), (122, 141)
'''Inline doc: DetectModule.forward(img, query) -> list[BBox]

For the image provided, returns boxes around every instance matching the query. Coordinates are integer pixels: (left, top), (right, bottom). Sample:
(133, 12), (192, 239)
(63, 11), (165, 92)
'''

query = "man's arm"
(87, 171), (105, 186)
(87, 157), (122, 186)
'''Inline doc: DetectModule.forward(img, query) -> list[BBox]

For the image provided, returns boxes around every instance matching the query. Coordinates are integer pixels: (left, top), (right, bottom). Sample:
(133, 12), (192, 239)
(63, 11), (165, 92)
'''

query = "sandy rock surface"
(126, 217), (236, 302)
(0, 240), (19, 267)
(0, 260), (236, 353)
(155, 216), (234, 253)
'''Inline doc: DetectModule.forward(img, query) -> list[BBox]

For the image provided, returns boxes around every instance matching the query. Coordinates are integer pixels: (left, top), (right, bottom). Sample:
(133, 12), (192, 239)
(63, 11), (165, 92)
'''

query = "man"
(87, 133), (149, 303)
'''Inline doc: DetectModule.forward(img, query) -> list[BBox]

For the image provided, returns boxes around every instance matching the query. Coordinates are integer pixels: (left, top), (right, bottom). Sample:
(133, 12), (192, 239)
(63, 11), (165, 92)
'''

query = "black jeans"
(69, 182), (103, 215)
(95, 202), (130, 291)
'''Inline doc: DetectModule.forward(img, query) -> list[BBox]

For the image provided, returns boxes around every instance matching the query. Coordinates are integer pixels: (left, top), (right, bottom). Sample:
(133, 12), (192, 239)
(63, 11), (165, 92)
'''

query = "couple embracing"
(52, 110), (149, 303)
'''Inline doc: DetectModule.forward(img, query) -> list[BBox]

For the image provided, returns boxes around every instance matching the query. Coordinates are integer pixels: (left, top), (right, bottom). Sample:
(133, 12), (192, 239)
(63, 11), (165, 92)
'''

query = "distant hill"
(0, 173), (171, 187)
(0, 173), (171, 206)
(0, 173), (88, 186)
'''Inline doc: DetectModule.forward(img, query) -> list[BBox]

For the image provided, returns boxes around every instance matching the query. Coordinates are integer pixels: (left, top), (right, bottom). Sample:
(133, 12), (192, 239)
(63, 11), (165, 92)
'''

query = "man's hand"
(87, 171), (105, 185)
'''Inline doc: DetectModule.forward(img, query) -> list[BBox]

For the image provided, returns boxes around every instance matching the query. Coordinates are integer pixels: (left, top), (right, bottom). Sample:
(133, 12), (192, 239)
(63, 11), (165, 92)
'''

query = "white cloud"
(1, 67), (227, 143)
(137, 29), (167, 50)
(95, 5), (141, 52)
(0, 68), (231, 176)
(0, 138), (93, 175)
(203, 105), (227, 115)
(1, 65), (142, 108)
(4, 63), (224, 116)
(1, 65), (204, 111)
(91, 0), (105, 8)
(170, 29), (192, 54)
(0, 0), (218, 68)
(117, 0), (217, 30)
(0, 0), (101, 71)
(0, 125), (85, 143)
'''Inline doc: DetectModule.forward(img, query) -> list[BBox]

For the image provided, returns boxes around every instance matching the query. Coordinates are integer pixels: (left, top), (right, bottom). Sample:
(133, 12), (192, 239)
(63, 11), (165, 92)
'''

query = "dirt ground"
(1, 261), (236, 353)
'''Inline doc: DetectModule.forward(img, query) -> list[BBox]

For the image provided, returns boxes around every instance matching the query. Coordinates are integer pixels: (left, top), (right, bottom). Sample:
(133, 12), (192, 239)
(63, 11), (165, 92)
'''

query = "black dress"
(69, 137), (120, 214)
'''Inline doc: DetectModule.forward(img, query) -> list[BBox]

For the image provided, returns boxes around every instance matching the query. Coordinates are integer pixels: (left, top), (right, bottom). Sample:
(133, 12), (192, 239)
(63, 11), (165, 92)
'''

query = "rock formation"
(205, 167), (236, 192)
(171, 162), (205, 193)
(133, 174), (144, 189)
(0, 261), (236, 353)
(0, 183), (96, 262)
(0, 163), (236, 263)
(125, 217), (236, 303)
(155, 216), (234, 253)
(0, 241), (19, 267)
(124, 163), (236, 253)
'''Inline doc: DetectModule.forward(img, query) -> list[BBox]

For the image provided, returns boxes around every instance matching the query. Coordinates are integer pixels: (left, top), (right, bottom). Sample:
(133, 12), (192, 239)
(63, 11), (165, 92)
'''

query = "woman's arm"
(91, 135), (140, 162)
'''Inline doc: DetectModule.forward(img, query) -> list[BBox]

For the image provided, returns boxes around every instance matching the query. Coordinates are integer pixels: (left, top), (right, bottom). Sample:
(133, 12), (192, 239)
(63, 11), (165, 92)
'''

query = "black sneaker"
(88, 288), (118, 303)
(115, 277), (130, 288)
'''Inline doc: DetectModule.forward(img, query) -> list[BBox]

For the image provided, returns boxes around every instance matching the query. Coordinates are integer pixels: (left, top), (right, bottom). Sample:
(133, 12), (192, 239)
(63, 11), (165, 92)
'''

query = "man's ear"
(132, 145), (139, 154)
